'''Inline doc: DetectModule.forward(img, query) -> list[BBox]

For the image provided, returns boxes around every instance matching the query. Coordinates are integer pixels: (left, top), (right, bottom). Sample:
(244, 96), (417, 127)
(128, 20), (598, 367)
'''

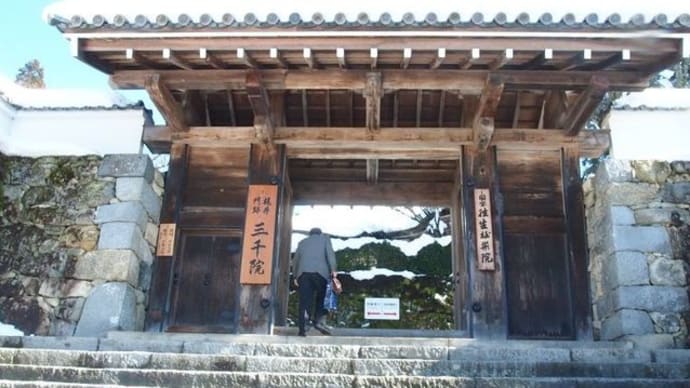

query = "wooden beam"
(144, 73), (188, 132)
(511, 92), (521, 128)
(292, 181), (453, 206)
(559, 49), (592, 71)
(580, 51), (625, 71)
(366, 159), (379, 185)
(202, 92), (211, 125)
(126, 49), (158, 69)
(325, 90), (331, 127)
(148, 126), (609, 157)
(522, 49), (553, 70)
(473, 75), (505, 150)
(364, 72), (383, 132)
(269, 48), (289, 69)
(246, 71), (275, 144)
(561, 76), (609, 136)
(393, 91), (399, 127)
(461, 48), (481, 70)
(162, 48), (193, 70)
(415, 90), (423, 128)
(111, 69), (650, 92)
(301, 90), (309, 126)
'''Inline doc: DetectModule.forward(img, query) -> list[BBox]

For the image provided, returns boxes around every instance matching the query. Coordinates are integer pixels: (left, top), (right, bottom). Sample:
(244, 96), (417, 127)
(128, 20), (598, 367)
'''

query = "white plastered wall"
(608, 110), (690, 161)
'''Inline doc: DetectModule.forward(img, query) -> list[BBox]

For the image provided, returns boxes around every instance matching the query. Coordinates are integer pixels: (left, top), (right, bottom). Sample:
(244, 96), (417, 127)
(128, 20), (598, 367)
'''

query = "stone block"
(635, 208), (687, 226)
(95, 202), (148, 232)
(650, 312), (683, 334)
(601, 309), (653, 340)
(662, 182), (690, 204)
(649, 257), (687, 286)
(611, 206), (635, 225)
(97, 222), (153, 264)
(605, 182), (659, 206)
(98, 338), (183, 353)
(598, 286), (690, 315)
(138, 261), (152, 291)
(115, 178), (161, 223)
(570, 348), (650, 363)
(75, 282), (137, 337)
(611, 225), (671, 254)
(72, 250), (140, 287)
(621, 334), (675, 349)
(144, 222), (159, 247)
(632, 161), (672, 184)
(22, 336), (98, 351)
(654, 349), (690, 363)
(98, 154), (154, 183)
(603, 251), (649, 290)
(596, 159), (633, 185)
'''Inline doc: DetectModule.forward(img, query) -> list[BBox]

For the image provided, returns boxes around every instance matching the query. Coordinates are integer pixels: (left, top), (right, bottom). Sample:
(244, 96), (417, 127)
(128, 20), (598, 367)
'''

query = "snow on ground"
(0, 322), (24, 336)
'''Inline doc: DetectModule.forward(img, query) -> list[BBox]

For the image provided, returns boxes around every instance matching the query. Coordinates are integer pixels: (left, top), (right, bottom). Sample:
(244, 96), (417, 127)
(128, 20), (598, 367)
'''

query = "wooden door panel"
(168, 231), (241, 332)
(504, 234), (574, 339)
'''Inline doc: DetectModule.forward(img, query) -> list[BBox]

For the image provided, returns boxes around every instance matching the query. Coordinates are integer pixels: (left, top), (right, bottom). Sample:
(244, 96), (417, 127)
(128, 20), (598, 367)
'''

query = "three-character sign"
(240, 184), (278, 284)
(474, 188), (495, 271)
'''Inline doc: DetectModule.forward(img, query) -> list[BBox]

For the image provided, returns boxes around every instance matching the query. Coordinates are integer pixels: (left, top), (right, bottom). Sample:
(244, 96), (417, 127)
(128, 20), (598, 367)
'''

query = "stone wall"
(586, 159), (690, 348)
(0, 154), (162, 337)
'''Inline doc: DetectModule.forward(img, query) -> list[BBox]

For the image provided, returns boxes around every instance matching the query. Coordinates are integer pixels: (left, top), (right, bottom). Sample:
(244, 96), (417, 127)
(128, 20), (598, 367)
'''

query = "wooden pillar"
(451, 163), (468, 332)
(145, 142), (188, 331)
(562, 147), (593, 340)
(274, 174), (293, 326)
(461, 146), (507, 339)
(238, 144), (286, 333)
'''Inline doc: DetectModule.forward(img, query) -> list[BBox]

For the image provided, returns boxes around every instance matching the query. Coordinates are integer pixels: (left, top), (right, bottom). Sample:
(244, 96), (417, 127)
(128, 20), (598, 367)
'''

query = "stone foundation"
(0, 154), (162, 336)
(586, 160), (690, 348)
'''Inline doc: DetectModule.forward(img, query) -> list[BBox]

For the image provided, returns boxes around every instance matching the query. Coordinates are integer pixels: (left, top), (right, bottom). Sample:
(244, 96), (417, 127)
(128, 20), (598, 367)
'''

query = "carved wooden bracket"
(144, 73), (188, 132)
(473, 75), (505, 150)
(562, 76), (609, 136)
(363, 72), (383, 132)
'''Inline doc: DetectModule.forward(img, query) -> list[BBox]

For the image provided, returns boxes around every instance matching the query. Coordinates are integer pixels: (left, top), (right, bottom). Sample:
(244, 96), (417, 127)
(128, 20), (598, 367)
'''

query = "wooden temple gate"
(55, 11), (688, 339)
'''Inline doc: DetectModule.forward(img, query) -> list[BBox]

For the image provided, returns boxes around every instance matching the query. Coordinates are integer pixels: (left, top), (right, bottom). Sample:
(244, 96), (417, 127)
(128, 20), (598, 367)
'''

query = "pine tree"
(15, 59), (45, 89)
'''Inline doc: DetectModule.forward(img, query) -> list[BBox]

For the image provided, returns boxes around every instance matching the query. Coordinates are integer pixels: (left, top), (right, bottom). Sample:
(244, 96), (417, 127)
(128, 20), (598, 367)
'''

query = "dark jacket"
(293, 233), (336, 281)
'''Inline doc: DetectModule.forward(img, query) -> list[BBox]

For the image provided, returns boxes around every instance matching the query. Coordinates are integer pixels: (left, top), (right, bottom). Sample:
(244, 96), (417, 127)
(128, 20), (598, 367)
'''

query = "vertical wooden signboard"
(240, 184), (279, 284)
(474, 188), (496, 271)
(156, 223), (176, 256)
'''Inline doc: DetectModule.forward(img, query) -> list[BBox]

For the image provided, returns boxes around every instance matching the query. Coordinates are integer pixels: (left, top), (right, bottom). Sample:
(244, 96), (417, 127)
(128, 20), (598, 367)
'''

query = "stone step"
(1, 349), (689, 379)
(0, 382), (124, 388)
(1, 367), (689, 388)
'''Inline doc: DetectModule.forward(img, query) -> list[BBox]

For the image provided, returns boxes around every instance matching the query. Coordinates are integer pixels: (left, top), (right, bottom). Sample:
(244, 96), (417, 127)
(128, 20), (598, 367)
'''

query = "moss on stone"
(48, 160), (76, 186)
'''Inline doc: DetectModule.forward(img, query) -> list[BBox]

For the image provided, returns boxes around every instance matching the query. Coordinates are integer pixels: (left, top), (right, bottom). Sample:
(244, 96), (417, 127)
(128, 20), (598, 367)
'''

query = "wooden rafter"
(402, 48), (412, 69)
(370, 48), (378, 70)
(126, 49), (157, 68)
(162, 49), (193, 70)
(523, 49), (553, 70)
(415, 90), (423, 128)
(364, 72), (383, 132)
(336, 48), (347, 69)
(145, 126), (610, 158)
(199, 48), (225, 69)
(431, 48), (446, 69)
(245, 71), (275, 145)
(202, 92), (211, 126)
(393, 91), (399, 127)
(269, 48), (289, 69)
(580, 51), (627, 71)
(144, 73), (188, 132)
(237, 48), (258, 68)
(303, 48), (316, 69)
(490, 49), (513, 70)
(111, 69), (649, 92)
(325, 90), (331, 127)
(301, 90), (309, 126)
(473, 75), (505, 150)
(559, 50), (592, 71)
(461, 48), (481, 70)
(512, 92), (521, 128)
(561, 76), (609, 136)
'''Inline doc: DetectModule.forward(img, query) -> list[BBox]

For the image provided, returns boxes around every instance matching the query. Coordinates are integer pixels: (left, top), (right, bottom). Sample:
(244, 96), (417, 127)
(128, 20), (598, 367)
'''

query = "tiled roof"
(44, 1), (690, 31)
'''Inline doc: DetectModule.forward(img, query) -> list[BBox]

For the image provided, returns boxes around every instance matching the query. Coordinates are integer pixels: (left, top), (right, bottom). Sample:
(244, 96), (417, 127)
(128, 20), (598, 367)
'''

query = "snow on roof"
(613, 88), (690, 111)
(0, 75), (139, 111)
(44, 0), (690, 29)
(348, 268), (419, 281)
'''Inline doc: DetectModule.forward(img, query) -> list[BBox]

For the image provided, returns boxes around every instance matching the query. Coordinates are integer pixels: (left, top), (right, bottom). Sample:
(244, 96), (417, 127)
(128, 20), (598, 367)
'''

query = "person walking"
(293, 227), (337, 336)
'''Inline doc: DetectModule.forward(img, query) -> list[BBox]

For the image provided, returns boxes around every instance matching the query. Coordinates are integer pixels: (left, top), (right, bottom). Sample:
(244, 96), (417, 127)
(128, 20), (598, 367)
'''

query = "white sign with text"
(364, 297), (400, 320)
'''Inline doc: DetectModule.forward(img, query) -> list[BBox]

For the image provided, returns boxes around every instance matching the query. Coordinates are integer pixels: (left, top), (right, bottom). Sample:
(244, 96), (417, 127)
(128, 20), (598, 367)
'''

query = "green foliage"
(15, 60), (45, 89)
(337, 241), (408, 271)
(409, 242), (452, 276)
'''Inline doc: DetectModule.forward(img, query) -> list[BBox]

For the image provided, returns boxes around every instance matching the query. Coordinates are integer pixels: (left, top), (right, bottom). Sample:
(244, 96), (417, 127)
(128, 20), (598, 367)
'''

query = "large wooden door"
(499, 150), (575, 339)
(167, 230), (242, 333)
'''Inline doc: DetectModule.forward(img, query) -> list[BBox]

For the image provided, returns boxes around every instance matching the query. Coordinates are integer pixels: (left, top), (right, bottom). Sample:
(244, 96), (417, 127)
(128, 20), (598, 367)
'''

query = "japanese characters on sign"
(156, 223), (176, 257)
(474, 188), (496, 271)
(240, 184), (278, 284)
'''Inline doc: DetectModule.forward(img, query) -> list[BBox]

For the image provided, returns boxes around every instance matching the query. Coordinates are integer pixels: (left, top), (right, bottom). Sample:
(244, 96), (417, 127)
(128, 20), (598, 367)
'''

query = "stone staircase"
(1, 332), (690, 387)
